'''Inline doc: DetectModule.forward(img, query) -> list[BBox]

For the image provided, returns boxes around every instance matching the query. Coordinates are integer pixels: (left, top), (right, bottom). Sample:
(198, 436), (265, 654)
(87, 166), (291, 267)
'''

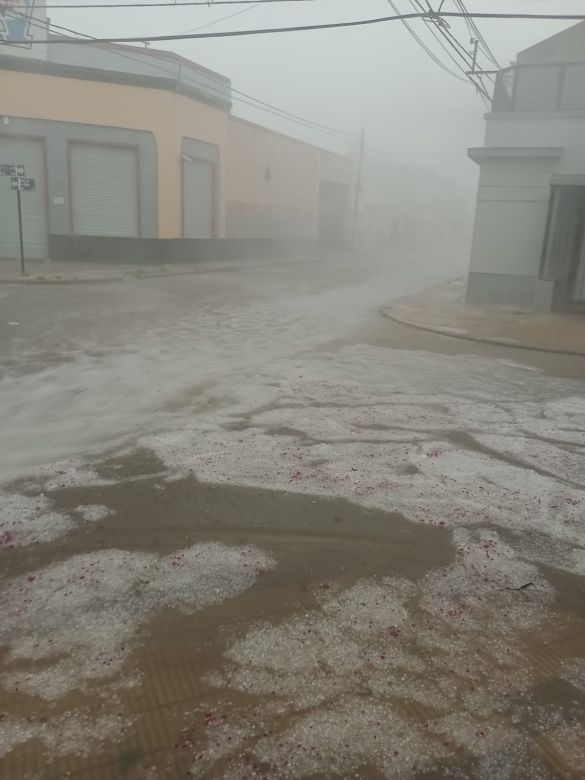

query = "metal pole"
(16, 186), (26, 275)
(351, 127), (365, 251)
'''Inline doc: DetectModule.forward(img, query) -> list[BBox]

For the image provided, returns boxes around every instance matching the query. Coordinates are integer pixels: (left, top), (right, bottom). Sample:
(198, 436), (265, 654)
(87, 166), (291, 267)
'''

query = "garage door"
(0, 137), (48, 260)
(70, 144), (139, 237)
(183, 157), (214, 238)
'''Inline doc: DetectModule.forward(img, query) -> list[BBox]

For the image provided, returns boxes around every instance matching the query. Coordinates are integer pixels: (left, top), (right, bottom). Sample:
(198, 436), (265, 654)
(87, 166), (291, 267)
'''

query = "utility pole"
(16, 186), (25, 275)
(470, 37), (479, 73)
(351, 127), (365, 251)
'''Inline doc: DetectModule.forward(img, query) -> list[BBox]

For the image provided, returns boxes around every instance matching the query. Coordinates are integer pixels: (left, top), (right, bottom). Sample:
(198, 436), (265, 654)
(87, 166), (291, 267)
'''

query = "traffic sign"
(3, 162), (34, 275)
(1, 163), (25, 177)
(10, 176), (35, 192)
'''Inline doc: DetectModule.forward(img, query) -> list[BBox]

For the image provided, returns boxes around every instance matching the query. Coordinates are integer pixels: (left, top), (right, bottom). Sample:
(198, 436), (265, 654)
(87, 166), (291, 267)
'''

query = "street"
(1, 253), (585, 779)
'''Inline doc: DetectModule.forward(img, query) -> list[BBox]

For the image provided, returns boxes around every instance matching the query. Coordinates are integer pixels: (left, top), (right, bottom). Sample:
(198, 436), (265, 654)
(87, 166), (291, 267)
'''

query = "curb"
(382, 307), (585, 358)
(0, 276), (124, 286)
(0, 258), (283, 286)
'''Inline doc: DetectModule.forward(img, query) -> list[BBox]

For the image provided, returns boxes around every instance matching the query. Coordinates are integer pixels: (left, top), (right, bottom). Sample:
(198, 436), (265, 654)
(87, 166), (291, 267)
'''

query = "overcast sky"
(49, 0), (585, 193)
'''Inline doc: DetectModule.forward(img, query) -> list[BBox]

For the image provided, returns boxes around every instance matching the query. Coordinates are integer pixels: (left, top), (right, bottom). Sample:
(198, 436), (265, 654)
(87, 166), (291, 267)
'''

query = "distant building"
(0, 5), (352, 262)
(467, 21), (585, 312)
(359, 159), (470, 254)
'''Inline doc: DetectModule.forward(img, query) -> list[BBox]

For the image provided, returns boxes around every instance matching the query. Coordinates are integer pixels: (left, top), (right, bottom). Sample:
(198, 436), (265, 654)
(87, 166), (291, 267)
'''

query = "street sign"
(2, 163), (35, 275)
(10, 176), (35, 191)
(1, 162), (25, 177)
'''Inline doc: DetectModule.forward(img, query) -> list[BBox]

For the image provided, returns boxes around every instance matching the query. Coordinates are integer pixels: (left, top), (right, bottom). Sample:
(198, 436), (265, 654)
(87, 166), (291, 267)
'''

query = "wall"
(517, 21), (585, 65)
(226, 118), (352, 241)
(467, 109), (585, 308)
(0, 69), (229, 238)
(46, 41), (232, 108)
(0, 116), (158, 238)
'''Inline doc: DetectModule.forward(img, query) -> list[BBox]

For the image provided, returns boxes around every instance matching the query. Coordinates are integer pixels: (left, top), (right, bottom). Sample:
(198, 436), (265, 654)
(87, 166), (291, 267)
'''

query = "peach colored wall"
(226, 117), (353, 239)
(0, 70), (229, 238)
(228, 118), (319, 208)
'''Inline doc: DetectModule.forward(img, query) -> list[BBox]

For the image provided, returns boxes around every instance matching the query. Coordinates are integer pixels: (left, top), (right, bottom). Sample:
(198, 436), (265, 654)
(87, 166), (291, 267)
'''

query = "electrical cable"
(404, 0), (475, 82)
(410, 0), (492, 100)
(453, 0), (500, 68)
(24, 0), (313, 8)
(10, 10), (585, 46)
(180, 2), (262, 34)
(15, 12), (356, 142)
(385, 0), (468, 83)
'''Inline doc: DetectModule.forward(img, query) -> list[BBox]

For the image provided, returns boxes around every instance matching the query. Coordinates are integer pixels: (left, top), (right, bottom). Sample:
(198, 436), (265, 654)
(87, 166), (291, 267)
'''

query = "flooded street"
(1, 254), (585, 779)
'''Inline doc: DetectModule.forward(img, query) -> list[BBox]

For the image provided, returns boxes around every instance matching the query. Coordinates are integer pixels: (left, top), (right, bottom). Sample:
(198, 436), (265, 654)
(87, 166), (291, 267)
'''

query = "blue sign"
(0, 1), (36, 48)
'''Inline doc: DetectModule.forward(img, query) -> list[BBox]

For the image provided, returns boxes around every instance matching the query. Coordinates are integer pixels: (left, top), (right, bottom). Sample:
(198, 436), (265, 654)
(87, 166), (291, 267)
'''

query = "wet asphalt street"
(2, 251), (585, 779)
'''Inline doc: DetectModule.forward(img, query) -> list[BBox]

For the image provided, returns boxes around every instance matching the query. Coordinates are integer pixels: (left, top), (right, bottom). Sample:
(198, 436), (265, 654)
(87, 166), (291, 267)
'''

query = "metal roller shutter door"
(183, 158), (214, 238)
(70, 144), (139, 237)
(0, 138), (48, 260)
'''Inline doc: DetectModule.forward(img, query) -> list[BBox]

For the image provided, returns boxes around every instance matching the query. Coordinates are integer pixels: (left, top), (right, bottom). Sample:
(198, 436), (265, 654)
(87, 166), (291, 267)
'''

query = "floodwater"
(1, 253), (585, 778)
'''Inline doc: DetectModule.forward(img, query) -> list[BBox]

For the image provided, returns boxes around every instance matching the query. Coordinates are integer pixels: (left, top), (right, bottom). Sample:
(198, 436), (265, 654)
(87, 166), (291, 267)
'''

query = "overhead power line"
(385, 0), (468, 84)
(17, 12), (356, 143)
(410, 1), (492, 102)
(453, 0), (500, 68)
(10, 11), (585, 46)
(32, 0), (312, 8)
(180, 1), (262, 34)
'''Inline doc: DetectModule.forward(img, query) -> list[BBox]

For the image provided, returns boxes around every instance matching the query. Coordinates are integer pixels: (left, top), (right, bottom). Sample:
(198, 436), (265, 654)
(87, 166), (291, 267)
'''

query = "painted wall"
(467, 107), (585, 308)
(0, 69), (229, 238)
(467, 20), (585, 309)
(470, 114), (585, 270)
(0, 116), (158, 238)
(0, 61), (352, 248)
(226, 118), (352, 241)
(483, 113), (585, 172)
(518, 21), (585, 65)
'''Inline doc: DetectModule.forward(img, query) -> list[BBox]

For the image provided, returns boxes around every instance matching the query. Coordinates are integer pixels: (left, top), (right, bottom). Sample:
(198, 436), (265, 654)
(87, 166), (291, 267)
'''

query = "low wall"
(49, 235), (317, 264)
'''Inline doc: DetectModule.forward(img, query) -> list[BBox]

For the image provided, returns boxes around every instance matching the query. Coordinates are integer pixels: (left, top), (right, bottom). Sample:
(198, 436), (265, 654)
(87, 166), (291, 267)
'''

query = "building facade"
(0, 4), (352, 261)
(467, 22), (585, 312)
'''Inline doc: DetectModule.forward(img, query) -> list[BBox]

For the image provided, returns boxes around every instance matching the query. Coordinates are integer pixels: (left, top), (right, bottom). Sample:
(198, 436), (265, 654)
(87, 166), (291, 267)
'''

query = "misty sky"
(49, 0), (585, 194)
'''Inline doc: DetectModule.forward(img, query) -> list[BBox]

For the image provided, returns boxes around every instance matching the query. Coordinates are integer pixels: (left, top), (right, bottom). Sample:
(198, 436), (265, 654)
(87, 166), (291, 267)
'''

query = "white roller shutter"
(70, 144), (139, 237)
(183, 158), (214, 238)
(0, 137), (48, 260)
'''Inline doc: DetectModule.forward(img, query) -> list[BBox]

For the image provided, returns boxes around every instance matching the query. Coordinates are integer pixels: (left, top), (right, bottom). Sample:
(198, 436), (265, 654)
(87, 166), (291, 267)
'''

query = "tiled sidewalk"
(384, 280), (585, 356)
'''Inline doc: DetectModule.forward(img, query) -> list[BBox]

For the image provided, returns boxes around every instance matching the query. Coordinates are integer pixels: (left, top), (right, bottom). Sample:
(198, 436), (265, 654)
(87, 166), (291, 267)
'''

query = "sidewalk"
(384, 279), (585, 356)
(0, 257), (291, 284)
(0, 261), (201, 284)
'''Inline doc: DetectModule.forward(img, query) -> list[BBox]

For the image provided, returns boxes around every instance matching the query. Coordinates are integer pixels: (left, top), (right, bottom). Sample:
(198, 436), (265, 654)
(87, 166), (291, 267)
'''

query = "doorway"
(183, 156), (214, 239)
(568, 203), (585, 309)
(540, 185), (585, 311)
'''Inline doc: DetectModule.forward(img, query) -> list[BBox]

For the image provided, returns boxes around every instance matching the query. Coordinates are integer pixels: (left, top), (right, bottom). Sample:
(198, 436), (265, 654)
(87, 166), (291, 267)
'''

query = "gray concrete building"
(467, 22), (585, 312)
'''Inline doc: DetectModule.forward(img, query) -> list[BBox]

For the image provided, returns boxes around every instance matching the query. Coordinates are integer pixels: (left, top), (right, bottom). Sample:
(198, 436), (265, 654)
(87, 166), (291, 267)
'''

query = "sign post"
(1, 163), (35, 275)
(16, 185), (25, 275)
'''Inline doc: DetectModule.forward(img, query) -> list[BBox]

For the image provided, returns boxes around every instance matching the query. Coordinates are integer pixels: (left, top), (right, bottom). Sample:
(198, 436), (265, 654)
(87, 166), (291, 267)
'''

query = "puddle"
(0, 467), (453, 779)
(1, 455), (585, 779)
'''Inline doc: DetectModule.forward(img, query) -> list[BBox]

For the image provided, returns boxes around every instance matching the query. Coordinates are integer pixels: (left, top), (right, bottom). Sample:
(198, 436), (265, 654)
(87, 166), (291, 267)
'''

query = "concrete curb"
(0, 276), (124, 286)
(0, 268), (213, 286)
(0, 258), (289, 286)
(382, 307), (585, 358)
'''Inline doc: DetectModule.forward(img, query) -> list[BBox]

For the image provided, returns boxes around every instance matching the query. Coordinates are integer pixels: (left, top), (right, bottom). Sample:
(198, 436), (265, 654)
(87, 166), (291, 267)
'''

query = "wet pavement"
(1, 252), (585, 779)
(384, 280), (585, 356)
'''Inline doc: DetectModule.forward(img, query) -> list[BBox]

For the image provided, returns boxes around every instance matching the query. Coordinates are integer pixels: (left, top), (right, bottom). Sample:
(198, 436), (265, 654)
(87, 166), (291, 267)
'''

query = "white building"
(467, 22), (585, 312)
(359, 159), (470, 254)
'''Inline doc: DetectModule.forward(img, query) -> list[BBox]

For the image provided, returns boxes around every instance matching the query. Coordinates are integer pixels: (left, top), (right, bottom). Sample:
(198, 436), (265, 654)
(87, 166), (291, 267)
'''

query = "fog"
(51, 0), (585, 187)
(2, 3), (585, 777)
